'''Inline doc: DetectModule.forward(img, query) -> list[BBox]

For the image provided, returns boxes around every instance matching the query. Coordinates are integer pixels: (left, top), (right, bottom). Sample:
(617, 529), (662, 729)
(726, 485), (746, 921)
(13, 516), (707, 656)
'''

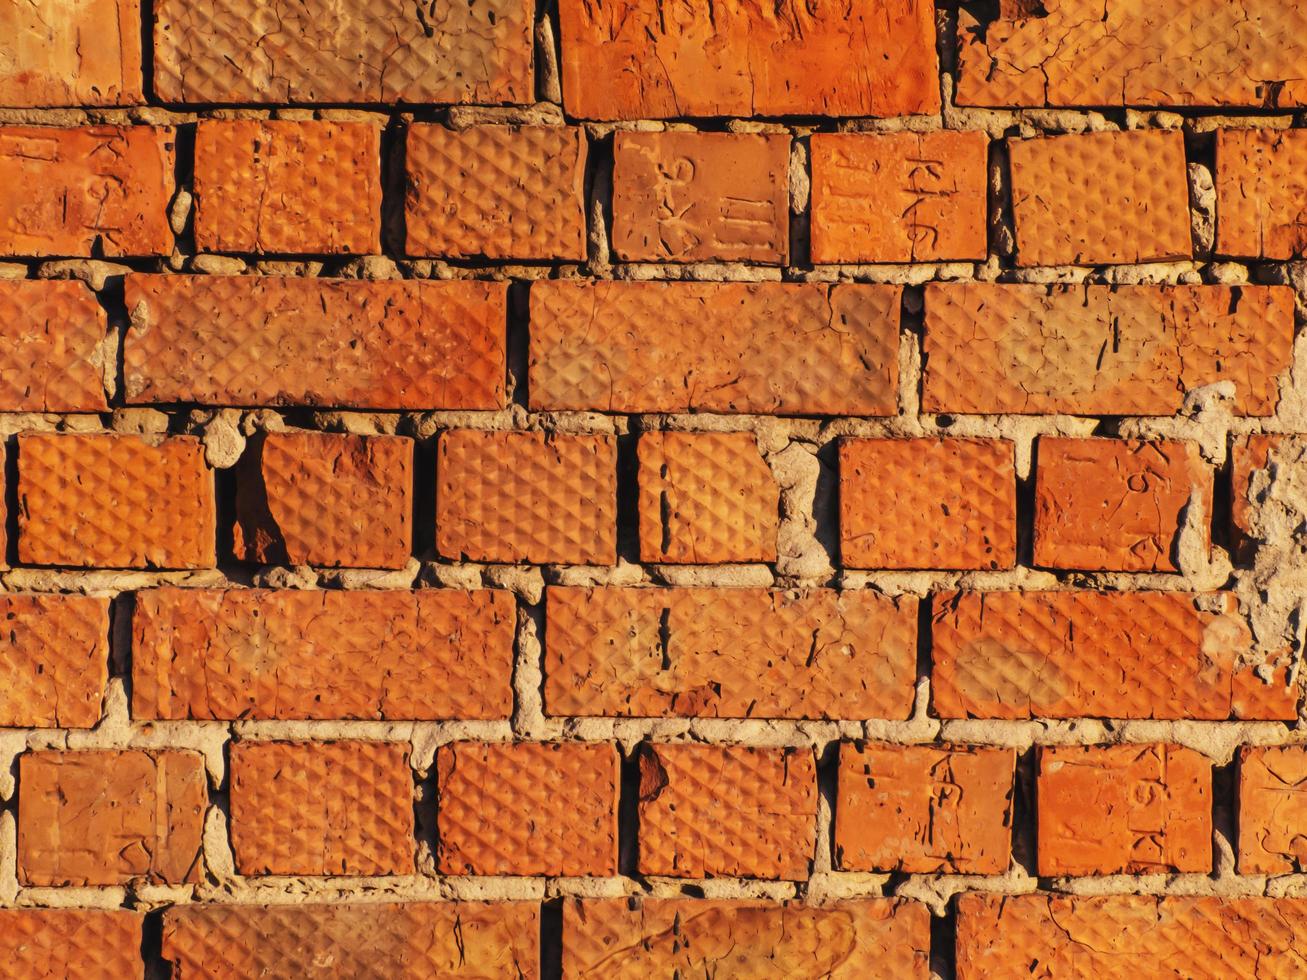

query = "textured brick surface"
(0, 279), (108, 411)
(0, 125), (172, 256)
(637, 743), (816, 879)
(1238, 745), (1307, 874)
(840, 438), (1016, 570)
(435, 741), (618, 877)
(544, 587), (917, 720)
(0, 594), (108, 728)
(123, 274), (505, 409)
(18, 750), (205, 886)
(1216, 128), (1307, 259)
(229, 740), (414, 876)
(611, 131), (789, 264)
(1037, 743), (1212, 876)
(1231, 432), (1286, 561)
(232, 431), (413, 568)
(133, 587), (514, 721)
(405, 124), (587, 260)
(530, 281), (900, 415)
(922, 282), (1293, 416)
(0, 910), (142, 980)
(811, 131), (988, 264)
(0, 0), (142, 106)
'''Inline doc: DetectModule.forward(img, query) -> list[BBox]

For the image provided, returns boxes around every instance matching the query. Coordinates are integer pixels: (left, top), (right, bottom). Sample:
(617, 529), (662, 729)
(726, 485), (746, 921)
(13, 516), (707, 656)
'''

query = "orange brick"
(1239, 745), (1307, 874)
(436, 741), (618, 877)
(1033, 437), (1211, 572)
(564, 897), (930, 978)
(530, 281), (900, 415)
(1217, 129), (1307, 258)
(558, 0), (939, 119)
(18, 433), (215, 569)
(840, 438), (1016, 570)
(133, 587), (514, 721)
(923, 282), (1293, 416)
(637, 743), (815, 879)
(1036, 743), (1212, 876)
(162, 902), (538, 978)
(836, 743), (1015, 874)
(18, 749), (205, 886)
(232, 431), (413, 569)
(611, 131), (789, 264)
(1230, 433), (1294, 562)
(436, 429), (616, 565)
(229, 740), (414, 876)
(0, 125), (172, 256)
(811, 131), (988, 264)
(1, 0), (142, 106)
(1232, 663), (1300, 722)
(1009, 130), (1191, 266)
(544, 587), (917, 720)
(637, 431), (777, 564)
(123, 275), (506, 410)
(0, 594), (108, 728)
(0, 909), (142, 980)
(154, 0), (533, 105)
(0, 279), (108, 411)
(405, 124), (587, 260)
(194, 120), (380, 255)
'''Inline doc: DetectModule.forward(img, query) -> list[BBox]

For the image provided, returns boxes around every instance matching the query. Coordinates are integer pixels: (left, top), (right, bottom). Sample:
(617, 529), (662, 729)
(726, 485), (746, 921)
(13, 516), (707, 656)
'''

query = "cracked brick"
(0, 0), (142, 106)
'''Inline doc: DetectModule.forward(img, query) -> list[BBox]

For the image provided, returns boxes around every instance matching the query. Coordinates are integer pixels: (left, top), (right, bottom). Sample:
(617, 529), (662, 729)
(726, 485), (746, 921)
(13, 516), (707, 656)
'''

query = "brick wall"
(1, 1), (1306, 976)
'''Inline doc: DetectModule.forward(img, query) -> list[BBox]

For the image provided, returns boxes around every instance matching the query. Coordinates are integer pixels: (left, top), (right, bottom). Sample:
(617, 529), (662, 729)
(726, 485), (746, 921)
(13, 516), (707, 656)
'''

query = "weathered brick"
(154, 0), (533, 105)
(194, 120), (381, 255)
(232, 431), (413, 569)
(133, 587), (514, 721)
(1009, 130), (1191, 266)
(530, 281), (900, 416)
(229, 740), (414, 876)
(0, 279), (108, 411)
(405, 124), (587, 260)
(811, 131), (988, 264)
(544, 587), (917, 720)
(611, 131), (789, 264)
(0, 909), (142, 980)
(436, 741), (619, 877)
(1238, 745), (1307, 874)
(0, 0), (142, 106)
(123, 274), (506, 410)
(922, 283), (1293, 416)
(558, 0), (939, 119)
(436, 429), (616, 565)
(18, 433), (216, 569)
(637, 743), (816, 879)
(1037, 743), (1212, 876)
(1217, 128), (1307, 259)
(836, 743), (1015, 874)
(1033, 437), (1210, 572)
(564, 898), (929, 978)
(637, 431), (777, 564)
(18, 749), (205, 886)
(840, 438), (1016, 570)
(0, 125), (172, 256)
(1231, 432), (1291, 563)
(0, 594), (108, 728)
(162, 902), (538, 978)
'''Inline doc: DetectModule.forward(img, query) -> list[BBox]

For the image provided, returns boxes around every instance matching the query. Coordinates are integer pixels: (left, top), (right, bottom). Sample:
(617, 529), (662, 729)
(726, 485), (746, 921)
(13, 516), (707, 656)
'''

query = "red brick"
(836, 743), (1015, 874)
(154, 0), (533, 105)
(923, 282), (1293, 416)
(123, 274), (506, 409)
(544, 587), (917, 720)
(811, 131), (988, 264)
(0, 279), (109, 411)
(558, 0), (939, 120)
(1231, 433), (1292, 562)
(194, 120), (381, 255)
(436, 741), (618, 877)
(1232, 663), (1299, 722)
(18, 433), (216, 569)
(0, 909), (142, 980)
(1238, 745), (1307, 874)
(0, 594), (108, 728)
(637, 743), (816, 879)
(1009, 130), (1191, 266)
(18, 749), (205, 886)
(229, 740), (414, 876)
(1, 0), (142, 106)
(436, 429), (616, 565)
(529, 281), (900, 416)
(637, 431), (777, 564)
(405, 124), (587, 260)
(611, 131), (789, 264)
(1036, 743), (1212, 876)
(1216, 129), (1307, 258)
(232, 431), (413, 569)
(1033, 437), (1211, 572)
(564, 897), (929, 978)
(0, 125), (172, 257)
(133, 587), (514, 721)
(162, 902), (538, 978)
(840, 438), (1016, 570)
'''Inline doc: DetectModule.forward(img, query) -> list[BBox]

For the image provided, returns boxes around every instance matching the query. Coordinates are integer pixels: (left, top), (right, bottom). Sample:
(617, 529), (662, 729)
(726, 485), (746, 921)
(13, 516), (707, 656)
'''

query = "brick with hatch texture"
(1216, 129), (1307, 259)
(18, 749), (206, 886)
(1238, 745), (1307, 874)
(0, 0), (141, 107)
(0, 279), (109, 412)
(1037, 743), (1212, 876)
(0, 594), (108, 728)
(0, 909), (142, 980)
